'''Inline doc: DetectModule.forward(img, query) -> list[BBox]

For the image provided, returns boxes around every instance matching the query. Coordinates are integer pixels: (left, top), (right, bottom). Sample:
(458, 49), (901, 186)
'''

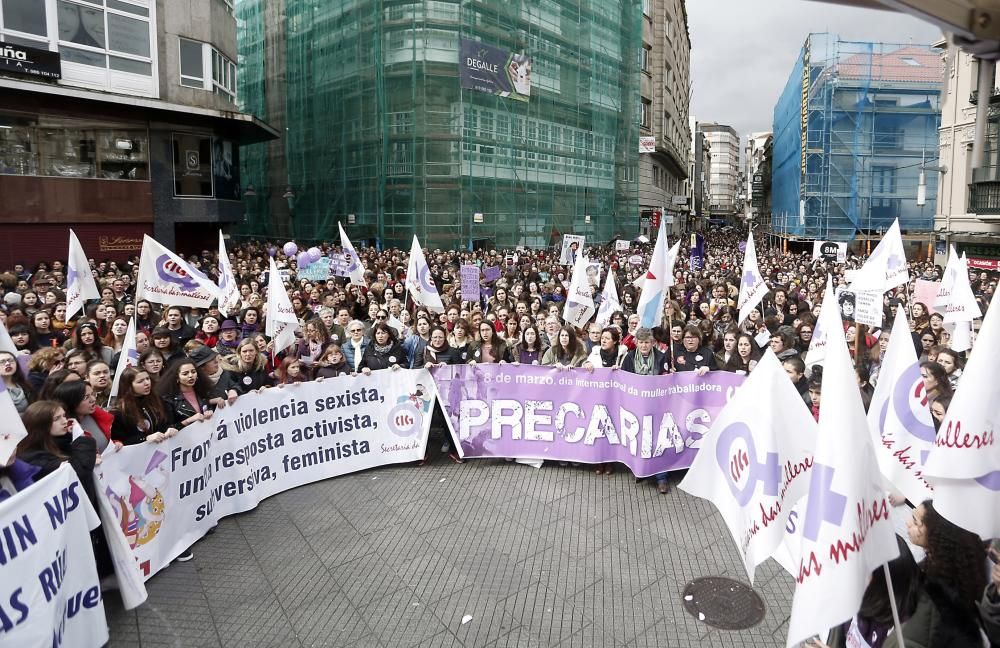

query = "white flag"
(921, 296), (1000, 538)
(867, 307), (934, 504)
(65, 229), (100, 323)
(405, 236), (444, 313)
(787, 288), (899, 647)
(0, 378), (28, 464)
(338, 223), (368, 287)
(679, 351), (817, 583)
(849, 218), (909, 293)
(945, 253), (982, 324)
(933, 245), (962, 314)
(595, 269), (622, 329)
(107, 318), (138, 405)
(136, 235), (219, 308)
(0, 319), (16, 355)
(637, 220), (680, 329)
(563, 254), (596, 328)
(217, 231), (241, 317)
(266, 258), (299, 355)
(737, 233), (768, 325)
(805, 277), (839, 367)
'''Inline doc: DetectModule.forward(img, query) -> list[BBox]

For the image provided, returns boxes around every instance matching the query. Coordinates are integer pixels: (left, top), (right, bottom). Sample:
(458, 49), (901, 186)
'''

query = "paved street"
(106, 452), (795, 648)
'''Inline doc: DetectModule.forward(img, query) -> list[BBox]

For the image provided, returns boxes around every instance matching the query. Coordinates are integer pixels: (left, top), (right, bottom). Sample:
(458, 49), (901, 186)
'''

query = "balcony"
(968, 180), (1000, 219)
(970, 87), (1000, 105)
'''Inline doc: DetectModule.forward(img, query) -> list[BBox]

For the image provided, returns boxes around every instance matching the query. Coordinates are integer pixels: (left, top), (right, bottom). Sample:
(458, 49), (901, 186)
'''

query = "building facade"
(638, 0), (691, 238)
(745, 131), (772, 223)
(771, 33), (941, 247)
(0, 0), (275, 267)
(689, 116), (710, 226)
(236, 0), (644, 250)
(697, 122), (740, 222)
(934, 41), (1000, 271)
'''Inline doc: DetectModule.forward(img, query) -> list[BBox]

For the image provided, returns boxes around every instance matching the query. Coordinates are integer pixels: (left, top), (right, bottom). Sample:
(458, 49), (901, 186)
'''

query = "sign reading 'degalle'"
(0, 41), (61, 80)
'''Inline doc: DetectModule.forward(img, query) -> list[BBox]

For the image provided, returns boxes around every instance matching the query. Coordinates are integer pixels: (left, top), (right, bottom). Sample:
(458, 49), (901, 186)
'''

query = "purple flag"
(431, 365), (743, 476)
(483, 266), (501, 283)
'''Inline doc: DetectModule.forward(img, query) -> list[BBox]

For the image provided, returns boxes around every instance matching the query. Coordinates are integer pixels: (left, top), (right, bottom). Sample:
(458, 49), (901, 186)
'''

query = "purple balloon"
(297, 251), (312, 268)
(283, 242), (298, 257)
(307, 246), (322, 262)
(267, 246), (277, 258)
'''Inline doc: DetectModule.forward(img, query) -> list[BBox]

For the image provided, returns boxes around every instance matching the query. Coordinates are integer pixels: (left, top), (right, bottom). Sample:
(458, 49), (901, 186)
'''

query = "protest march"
(0, 221), (998, 647)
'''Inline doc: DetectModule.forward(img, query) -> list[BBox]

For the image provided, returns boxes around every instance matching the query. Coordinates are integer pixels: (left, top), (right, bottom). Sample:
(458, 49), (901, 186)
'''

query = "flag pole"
(882, 563), (906, 648)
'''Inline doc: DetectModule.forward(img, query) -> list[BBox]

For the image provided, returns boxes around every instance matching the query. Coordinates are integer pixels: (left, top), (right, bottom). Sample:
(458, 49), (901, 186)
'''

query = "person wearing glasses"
(673, 325), (717, 376)
(343, 320), (369, 372)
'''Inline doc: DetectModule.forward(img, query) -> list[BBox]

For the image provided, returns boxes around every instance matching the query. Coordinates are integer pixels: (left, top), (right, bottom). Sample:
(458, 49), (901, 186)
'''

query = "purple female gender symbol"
(889, 363), (936, 444)
(714, 422), (781, 507)
(418, 263), (436, 293)
(976, 471), (1000, 491)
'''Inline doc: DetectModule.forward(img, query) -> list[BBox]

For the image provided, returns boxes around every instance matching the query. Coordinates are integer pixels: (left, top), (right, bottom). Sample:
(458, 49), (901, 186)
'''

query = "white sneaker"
(441, 442), (449, 453)
(174, 549), (194, 563)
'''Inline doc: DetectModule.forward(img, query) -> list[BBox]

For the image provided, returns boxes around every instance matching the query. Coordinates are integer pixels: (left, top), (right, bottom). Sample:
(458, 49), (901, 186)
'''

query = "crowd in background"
(0, 226), (998, 646)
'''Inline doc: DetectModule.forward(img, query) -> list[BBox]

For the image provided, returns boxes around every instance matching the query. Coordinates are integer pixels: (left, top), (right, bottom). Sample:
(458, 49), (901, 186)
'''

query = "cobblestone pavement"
(106, 452), (795, 648)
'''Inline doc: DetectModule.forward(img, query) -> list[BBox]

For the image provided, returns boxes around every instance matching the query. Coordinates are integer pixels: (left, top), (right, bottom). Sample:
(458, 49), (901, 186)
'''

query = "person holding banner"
(540, 325), (587, 368)
(220, 339), (272, 392)
(155, 360), (219, 427)
(359, 323), (406, 373)
(620, 328), (672, 493)
(109, 368), (178, 445)
(673, 325), (717, 375)
(468, 321), (512, 364)
(584, 326), (626, 370)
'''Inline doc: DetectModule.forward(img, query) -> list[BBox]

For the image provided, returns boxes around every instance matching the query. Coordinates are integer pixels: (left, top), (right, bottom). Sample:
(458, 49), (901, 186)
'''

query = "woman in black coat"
(110, 368), (178, 445)
(359, 322), (406, 373)
(422, 325), (464, 463)
(155, 359), (219, 427)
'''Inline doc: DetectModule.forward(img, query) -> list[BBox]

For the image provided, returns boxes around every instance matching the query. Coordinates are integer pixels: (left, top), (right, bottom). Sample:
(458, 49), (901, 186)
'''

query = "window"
(212, 47), (237, 101)
(2, 0), (47, 38)
(0, 110), (149, 181)
(179, 38), (204, 88)
(640, 99), (651, 129)
(173, 133), (213, 196)
(639, 47), (650, 73)
(52, 0), (155, 89)
(642, 0), (650, 16)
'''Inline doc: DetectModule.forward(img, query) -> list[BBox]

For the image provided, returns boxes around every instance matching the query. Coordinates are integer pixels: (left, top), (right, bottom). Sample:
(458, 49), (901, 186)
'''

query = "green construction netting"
(234, 0), (642, 249)
(772, 33), (941, 241)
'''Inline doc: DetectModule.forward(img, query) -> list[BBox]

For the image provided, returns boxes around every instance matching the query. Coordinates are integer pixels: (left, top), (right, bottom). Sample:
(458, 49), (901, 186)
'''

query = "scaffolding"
(234, 0), (643, 249)
(771, 33), (942, 242)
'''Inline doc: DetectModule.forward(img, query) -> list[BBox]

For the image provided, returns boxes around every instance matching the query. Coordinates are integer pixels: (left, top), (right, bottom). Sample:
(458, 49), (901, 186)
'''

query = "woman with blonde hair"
(221, 338), (273, 391)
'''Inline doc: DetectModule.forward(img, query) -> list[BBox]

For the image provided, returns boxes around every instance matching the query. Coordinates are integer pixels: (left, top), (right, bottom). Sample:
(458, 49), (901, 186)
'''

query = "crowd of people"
(0, 226), (998, 646)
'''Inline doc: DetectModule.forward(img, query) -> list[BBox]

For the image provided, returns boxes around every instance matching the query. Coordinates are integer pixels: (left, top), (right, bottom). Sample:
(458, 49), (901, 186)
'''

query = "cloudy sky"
(687, 0), (944, 139)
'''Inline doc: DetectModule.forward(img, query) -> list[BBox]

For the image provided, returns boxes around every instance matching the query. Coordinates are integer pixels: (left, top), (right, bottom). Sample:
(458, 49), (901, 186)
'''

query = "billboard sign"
(639, 136), (656, 153)
(0, 41), (61, 79)
(459, 37), (530, 102)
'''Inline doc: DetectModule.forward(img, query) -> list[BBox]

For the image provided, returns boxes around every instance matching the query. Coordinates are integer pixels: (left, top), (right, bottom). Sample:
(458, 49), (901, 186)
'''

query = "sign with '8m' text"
(96, 370), (436, 581)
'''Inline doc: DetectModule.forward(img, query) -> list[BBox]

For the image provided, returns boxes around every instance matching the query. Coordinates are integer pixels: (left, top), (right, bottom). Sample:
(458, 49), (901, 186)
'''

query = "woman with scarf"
(584, 326), (626, 370)
(359, 322), (406, 373)
(0, 350), (34, 413)
(52, 380), (113, 453)
(621, 328), (673, 491)
(342, 320), (369, 372)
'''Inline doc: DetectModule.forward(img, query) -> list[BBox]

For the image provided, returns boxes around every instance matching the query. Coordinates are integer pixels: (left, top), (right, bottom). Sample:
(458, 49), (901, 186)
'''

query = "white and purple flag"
(737, 232), (768, 325)
(679, 350), (817, 583)
(921, 295), (1000, 538)
(266, 258), (299, 355)
(867, 307), (934, 505)
(0, 377), (28, 464)
(805, 277), (839, 367)
(849, 218), (909, 294)
(406, 236), (444, 313)
(338, 222), (367, 287)
(136, 235), (218, 308)
(107, 318), (139, 406)
(65, 229), (100, 323)
(786, 283), (899, 646)
(595, 268), (622, 329)
(217, 231), (241, 317)
(563, 254), (596, 329)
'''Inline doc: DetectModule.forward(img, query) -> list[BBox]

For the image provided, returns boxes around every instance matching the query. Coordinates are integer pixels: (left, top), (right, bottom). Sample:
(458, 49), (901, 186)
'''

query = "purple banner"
(431, 365), (744, 477)
(460, 264), (481, 302)
(483, 266), (501, 283)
